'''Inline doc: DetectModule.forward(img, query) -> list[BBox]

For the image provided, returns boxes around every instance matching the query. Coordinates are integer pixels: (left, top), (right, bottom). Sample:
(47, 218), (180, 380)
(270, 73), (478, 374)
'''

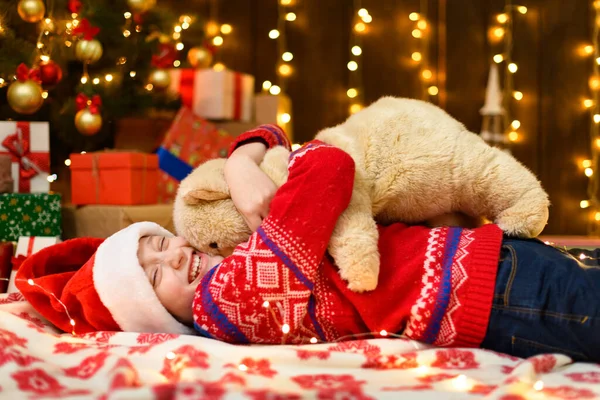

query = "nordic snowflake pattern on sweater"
(193, 129), (503, 347)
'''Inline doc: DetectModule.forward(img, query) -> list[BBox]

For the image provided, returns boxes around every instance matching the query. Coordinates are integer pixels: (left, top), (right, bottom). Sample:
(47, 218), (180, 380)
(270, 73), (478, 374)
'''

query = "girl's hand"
(225, 142), (277, 231)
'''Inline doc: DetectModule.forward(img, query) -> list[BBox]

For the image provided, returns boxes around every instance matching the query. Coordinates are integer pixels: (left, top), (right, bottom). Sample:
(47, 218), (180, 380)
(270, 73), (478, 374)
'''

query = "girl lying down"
(16, 126), (600, 362)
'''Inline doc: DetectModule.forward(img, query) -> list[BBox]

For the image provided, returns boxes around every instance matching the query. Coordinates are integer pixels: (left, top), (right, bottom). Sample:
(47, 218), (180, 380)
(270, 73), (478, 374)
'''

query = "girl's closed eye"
(152, 267), (159, 287)
(160, 237), (166, 251)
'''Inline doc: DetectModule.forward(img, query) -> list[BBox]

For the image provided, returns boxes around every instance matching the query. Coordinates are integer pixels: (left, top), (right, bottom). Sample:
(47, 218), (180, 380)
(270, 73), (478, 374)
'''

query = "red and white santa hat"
(16, 222), (195, 335)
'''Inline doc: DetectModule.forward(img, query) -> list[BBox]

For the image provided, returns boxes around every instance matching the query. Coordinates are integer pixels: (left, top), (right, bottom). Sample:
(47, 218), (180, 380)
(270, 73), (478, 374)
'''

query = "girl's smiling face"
(137, 235), (223, 324)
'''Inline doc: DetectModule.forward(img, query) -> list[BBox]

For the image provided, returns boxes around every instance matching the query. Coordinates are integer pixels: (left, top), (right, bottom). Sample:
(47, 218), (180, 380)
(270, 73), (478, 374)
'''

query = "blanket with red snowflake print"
(0, 292), (599, 399)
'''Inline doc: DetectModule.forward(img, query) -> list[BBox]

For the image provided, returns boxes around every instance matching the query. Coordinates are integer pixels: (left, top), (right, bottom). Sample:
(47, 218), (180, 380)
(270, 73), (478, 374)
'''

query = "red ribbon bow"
(76, 93), (102, 114)
(16, 63), (41, 83)
(72, 18), (100, 40)
(1, 129), (41, 184)
(68, 0), (82, 13)
(151, 43), (178, 68)
(11, 255), (27, 271)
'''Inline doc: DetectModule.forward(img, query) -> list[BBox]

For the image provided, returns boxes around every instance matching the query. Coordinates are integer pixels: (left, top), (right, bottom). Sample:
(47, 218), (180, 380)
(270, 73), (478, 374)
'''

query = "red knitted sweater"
(192, 125), (503, 347)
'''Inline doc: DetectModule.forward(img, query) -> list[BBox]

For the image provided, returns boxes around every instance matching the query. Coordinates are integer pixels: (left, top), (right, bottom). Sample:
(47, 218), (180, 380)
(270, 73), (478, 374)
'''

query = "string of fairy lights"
(260, 0), (296, 131)
(8, 2), (600, 238)
(580, 0), (600, 234)
(409, 1), (439, 100)
(346, 1), (371, 115)
(0, 276), (549, 395)
(262, 0), (296, 99)
(490, 1), (528, 145)
(205, 0), (230, 72)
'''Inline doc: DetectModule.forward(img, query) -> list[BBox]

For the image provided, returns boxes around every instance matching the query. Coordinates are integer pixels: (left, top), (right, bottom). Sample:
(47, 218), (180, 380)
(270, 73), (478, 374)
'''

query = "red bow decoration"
(76, 93), (102, 114)
(72, 18), (100, 40)
(151, 43), (178, 68)
(1, 125), (47, 191)
(11, 255), (27, 271)
(16, 63), (41, 83)
(68, 0), (82, 13)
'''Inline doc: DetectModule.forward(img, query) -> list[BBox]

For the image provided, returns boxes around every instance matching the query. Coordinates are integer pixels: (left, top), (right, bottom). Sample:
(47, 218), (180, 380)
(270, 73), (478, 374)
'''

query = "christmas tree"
(0, 0), (209, 166)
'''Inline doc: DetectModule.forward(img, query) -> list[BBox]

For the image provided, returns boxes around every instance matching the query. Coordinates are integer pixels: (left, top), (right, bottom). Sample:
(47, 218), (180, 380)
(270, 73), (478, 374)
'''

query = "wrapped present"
(0, 193), (62, 242)
(169, 68), (254, 122)
(7, 236), (60, 293)
(157, 107), (236, 203)
(0, 242), (14, 294)
(61, 204), (175, 239)
(70, 152), (159, 205)
(0, 155), (13, 193)
(0, 121), (50, 193)
(255, 93), (293, 141)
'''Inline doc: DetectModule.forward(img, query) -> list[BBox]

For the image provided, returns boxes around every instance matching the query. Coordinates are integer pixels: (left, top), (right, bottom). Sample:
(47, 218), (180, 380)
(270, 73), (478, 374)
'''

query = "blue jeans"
(480, 238), (600, 362)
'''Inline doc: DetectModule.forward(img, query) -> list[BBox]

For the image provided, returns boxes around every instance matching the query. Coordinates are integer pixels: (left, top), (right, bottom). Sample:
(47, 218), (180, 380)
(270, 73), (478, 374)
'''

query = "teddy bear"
(174, 96), (549, 292)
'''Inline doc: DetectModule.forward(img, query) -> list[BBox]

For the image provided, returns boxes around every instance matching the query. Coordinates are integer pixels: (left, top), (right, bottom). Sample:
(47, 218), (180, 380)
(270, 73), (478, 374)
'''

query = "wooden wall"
(179, 0), (595, 235)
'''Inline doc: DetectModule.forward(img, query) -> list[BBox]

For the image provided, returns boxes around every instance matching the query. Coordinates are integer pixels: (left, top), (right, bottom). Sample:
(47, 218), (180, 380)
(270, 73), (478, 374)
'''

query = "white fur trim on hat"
(93, 222), (195, 335)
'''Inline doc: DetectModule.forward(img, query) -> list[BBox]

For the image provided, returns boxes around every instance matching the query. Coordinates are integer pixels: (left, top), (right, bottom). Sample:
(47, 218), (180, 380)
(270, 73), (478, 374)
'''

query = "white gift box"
(0, 121), (50, 193)
(169, 69), (255, 122)
(7, 236), (61, 293)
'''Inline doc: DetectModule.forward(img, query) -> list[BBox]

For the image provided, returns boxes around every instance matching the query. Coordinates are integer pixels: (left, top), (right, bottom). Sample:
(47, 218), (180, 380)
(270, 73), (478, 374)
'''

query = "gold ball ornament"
(75, 39), (103, 64)
(127, 0), (156, 13)
(148, 69), (171, 91)
(7, 79), (44, 114)
(187, 47), (213, 69)
(75, 109), (102, 136)
(17, 0), (46, 23)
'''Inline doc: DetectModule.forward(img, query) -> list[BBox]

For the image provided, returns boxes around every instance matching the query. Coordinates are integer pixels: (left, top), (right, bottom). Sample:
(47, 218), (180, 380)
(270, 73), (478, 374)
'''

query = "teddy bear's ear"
(183, 188), (229, 204)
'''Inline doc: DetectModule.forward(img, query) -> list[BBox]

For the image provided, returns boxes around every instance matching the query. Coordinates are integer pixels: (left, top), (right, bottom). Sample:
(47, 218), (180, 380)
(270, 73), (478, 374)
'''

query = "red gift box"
(70, 152), (159, 205)
(0, 242), (14, 294)
(157, 107), (236, 203)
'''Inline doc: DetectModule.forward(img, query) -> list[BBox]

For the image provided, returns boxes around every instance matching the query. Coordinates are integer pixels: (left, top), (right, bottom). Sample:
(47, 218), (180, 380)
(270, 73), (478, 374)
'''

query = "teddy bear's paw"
(495, 205), (549, 238)
(346, 273), (379, 293)
(334, 250), (380, 292)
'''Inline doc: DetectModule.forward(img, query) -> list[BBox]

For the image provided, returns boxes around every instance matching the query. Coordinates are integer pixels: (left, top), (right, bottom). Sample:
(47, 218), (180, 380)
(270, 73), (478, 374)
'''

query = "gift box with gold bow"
(0, 121), (50, 193)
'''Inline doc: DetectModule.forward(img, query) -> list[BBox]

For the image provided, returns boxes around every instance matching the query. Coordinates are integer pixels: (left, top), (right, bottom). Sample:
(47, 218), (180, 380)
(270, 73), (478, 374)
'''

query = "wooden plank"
(443, 0), (490, 132)
(537, 0), (591, 235)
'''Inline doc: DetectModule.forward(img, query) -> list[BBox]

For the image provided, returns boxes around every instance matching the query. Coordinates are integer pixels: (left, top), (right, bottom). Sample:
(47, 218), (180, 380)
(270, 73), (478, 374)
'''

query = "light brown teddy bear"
(174, 96), (549, 292)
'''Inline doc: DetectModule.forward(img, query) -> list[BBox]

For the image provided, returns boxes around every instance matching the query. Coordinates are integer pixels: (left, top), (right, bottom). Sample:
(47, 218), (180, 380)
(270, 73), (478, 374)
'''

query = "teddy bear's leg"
(328, 170), (380, 292)
(454, 134), (550, 238)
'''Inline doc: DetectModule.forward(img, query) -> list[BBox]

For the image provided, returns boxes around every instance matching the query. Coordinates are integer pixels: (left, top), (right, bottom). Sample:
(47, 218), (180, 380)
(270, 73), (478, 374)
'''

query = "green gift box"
(0, 193), (62, 241)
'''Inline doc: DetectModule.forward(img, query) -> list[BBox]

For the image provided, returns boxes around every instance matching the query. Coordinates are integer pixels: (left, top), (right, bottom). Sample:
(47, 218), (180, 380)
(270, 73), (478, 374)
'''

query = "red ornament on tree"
(37, 60), (63, 88)
(151, 43), (178, 68)
(68, 0), (82, 14)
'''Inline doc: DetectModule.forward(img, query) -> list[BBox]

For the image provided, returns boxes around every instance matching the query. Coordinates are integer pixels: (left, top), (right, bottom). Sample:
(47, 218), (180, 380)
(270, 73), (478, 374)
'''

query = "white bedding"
(1, 293), (599, 399)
